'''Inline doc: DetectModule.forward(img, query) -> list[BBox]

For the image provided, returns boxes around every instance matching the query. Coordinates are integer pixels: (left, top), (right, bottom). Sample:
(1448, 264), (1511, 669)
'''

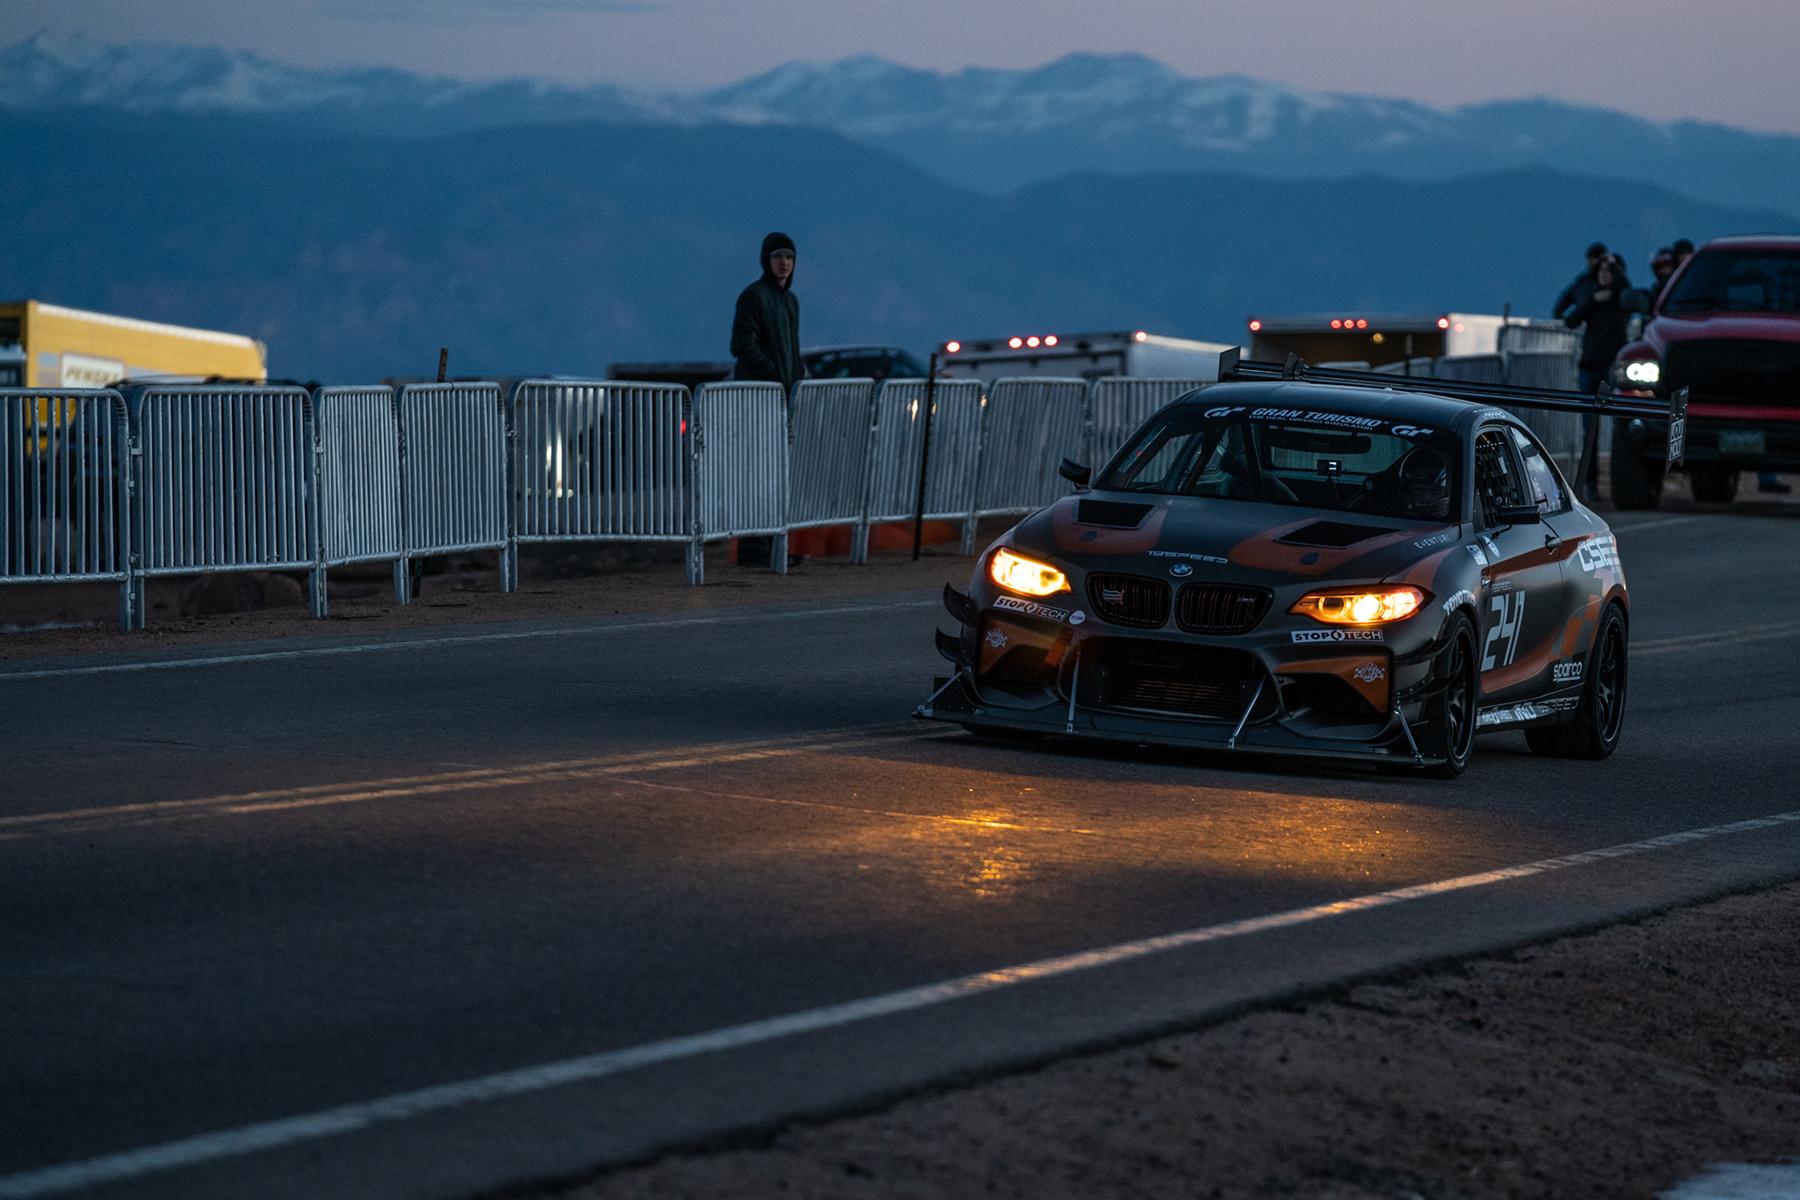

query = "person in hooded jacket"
(731, 232), (805, 390)
(1562, 253), (1630, 502)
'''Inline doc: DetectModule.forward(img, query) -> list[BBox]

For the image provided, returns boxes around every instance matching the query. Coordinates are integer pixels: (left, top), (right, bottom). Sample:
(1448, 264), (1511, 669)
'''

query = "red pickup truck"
(1609, 235), (1800, 508)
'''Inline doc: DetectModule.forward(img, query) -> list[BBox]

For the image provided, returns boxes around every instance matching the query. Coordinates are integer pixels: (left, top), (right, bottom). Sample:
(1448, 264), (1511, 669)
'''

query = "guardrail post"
(307, 396), (329, 618)
(960, 388), (988, 557)
(121, 400), (141, 630)
(852, 385), (879, 565)
(685, 408), (705, 586)
(393, 392), (413, 606)
(771, 384), (791, 576)
(500, 390), (519, 594)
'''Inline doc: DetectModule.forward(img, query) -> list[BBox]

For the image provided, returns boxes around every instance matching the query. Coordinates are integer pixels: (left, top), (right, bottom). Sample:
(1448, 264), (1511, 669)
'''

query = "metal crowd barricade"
(512, 380), (693, 584)
(129, 385), (315, 629)
(398, 383), (515, 593)
(974, 377), (1088, 519)
(312, 386), (404, 615)
(863, 378), (985, 558)
(1087, 378), (1209, 467)
(1, 388), (134, 628)
(1502, 350), (1586, 471)
(788, 378), (877, 537)
(690, 381), (789, 585)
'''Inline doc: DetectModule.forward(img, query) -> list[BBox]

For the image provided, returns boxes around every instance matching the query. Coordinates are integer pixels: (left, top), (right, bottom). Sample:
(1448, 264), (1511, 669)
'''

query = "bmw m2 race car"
(919, 353), (1689, 777)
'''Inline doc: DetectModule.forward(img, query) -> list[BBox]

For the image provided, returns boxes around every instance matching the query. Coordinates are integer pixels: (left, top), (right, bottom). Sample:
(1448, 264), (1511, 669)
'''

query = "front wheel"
(1417, 613), (1478, 778)
(1688, 465), (1740, 504)
(1527, 604), (1627, 760)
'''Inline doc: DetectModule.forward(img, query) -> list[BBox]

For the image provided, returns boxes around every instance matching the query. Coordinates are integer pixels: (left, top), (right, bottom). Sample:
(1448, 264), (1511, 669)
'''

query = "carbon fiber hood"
(1011, 491), (1454, 589)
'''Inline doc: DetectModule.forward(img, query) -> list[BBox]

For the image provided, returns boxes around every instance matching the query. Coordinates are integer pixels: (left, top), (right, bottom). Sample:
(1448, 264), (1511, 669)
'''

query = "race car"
(919, 354), (1685, 777)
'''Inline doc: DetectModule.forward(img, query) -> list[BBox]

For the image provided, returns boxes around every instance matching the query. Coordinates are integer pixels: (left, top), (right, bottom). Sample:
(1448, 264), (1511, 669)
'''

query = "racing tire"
(1688, 465), (1740, 504)
(1608, 448), (1663, 511)
(1416, 613), (1478, 779)
(1526, 605), (1627, 761)
(958, 723), (1038, 742)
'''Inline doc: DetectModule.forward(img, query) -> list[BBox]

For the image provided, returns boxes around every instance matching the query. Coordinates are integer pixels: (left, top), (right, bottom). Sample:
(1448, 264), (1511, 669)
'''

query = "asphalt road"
(4, 506), (1800, 1199)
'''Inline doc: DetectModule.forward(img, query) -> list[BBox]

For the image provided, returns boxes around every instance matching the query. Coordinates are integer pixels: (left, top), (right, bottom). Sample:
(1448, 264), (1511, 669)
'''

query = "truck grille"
(1175, 584), (1271, 634)
(1664, 340), (1800, 404)
(1091, 640), (1262, 720)
(1087, 574), (1170, 628)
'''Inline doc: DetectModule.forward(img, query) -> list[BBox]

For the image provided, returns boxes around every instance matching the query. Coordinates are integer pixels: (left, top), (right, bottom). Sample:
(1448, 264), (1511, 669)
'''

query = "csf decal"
(993, 596), (1072, 623)
(1551, 659), (1584, 686)
(1577, 534), (1620, 573)
(1292, 628), (1384, 644)
(1481, 592), (1527, 670)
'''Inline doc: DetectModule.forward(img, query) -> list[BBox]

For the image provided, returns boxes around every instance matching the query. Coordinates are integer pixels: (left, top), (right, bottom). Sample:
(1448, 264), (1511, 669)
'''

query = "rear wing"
(1217, 349), (1688, 469)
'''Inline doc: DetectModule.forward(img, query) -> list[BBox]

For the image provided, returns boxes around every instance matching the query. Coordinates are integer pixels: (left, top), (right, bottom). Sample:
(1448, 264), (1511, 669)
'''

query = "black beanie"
(761, 230), (796, 270)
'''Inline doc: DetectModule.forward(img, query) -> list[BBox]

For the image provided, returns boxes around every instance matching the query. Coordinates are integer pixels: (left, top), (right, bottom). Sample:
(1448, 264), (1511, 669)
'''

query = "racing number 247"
(1481, 593), (1526, 671)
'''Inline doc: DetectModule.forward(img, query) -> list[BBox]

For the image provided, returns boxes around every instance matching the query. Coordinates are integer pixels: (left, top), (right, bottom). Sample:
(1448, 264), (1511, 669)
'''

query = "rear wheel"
(1417, 613), (1478, 778)
(1526, 604), (1627, 760)
(1608, 444), (1664, 510)
(1688, 465), (1740, 504)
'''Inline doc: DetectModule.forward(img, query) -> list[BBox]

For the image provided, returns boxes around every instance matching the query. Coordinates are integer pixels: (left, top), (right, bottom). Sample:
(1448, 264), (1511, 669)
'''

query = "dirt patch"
(0, 526), (1000, 662)
(548, 884), (1800, 1200)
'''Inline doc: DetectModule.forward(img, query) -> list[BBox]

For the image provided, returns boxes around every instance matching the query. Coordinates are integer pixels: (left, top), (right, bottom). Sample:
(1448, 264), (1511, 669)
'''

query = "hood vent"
(1277, 520), (1396, 548)
(1075, 498), (1154, 528)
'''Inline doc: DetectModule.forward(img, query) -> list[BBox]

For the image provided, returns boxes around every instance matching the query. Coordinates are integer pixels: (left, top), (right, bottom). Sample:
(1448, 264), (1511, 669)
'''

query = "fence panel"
(691, 381), (788, 584)
(311, 386), (403, 615)
(1502, 350), (1586, 471)
(131, 385), (314, 627)
(865, 378), (985, 557)
(974, 377), (1089, 518)
(1497, 323), (1581, 357)
(398, 382), (514, 591)
(1087, 378), (1209, 467)
(0, 388), (133, 627)
(1430, 354), (1506, 384)
(788, 378), (876, 532)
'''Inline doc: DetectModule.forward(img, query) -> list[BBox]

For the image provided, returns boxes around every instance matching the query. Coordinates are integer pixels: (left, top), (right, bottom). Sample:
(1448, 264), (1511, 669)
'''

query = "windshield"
(1662, 249), (1800, 315)
(1099, 405), (1460, 523)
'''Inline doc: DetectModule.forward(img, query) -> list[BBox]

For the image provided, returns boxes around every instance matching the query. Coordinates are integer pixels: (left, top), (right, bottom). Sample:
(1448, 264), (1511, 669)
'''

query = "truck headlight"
(1613, 359), (1661, 388)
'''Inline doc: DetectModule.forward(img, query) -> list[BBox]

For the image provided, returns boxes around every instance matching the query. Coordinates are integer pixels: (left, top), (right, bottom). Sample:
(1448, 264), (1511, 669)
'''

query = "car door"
(1511, 423), (1612, 684)
(1471, 425), (1567, 703)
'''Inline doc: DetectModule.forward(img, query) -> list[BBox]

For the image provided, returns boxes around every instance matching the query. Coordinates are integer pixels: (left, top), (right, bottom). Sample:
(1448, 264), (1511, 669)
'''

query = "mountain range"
(6, 33), (1800, 214)
(5, 106), (1789, 383)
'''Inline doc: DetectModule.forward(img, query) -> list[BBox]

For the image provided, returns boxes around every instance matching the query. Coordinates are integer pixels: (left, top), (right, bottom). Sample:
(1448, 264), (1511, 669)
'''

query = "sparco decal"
(993, 596), (1071, 622)
(1481, 592), (1527, 670)
(1552, 659), (1584, 685)
(1292, 629), (1385, 644)
(1353, 663), (1387, 682)
(1577, 534), (1619, 573)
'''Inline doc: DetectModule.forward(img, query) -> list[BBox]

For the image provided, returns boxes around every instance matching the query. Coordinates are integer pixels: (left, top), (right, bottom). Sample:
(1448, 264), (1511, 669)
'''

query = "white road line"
(4, 807), (1798, 1199)
(0, 599), (936, 682)
(0, 724), (952, 837)
(1634, 619), (1800, 656)
(1612, 515), (1708, 534)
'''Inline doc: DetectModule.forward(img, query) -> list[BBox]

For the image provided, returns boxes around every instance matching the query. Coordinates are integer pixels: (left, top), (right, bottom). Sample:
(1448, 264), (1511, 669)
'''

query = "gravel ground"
(541, 883), (1800, 1200)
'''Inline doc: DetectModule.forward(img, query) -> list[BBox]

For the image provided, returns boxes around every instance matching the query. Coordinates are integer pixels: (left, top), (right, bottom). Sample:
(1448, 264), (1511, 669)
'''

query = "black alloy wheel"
(1419, 613), (1478, 778)
(1608, 430), (1664, 510)
(1688, 464), (1740, 504)
(1527, 604), (1628, 760)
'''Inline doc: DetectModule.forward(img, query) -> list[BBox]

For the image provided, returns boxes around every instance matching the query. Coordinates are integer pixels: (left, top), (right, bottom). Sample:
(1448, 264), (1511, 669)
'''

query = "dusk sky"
(5, 0), (1799, 134)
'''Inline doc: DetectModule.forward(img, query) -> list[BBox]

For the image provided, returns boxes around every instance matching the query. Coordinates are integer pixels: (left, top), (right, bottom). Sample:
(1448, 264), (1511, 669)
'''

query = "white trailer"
(937, 329), (1239, 383)
(1245, 311), (1573, 370)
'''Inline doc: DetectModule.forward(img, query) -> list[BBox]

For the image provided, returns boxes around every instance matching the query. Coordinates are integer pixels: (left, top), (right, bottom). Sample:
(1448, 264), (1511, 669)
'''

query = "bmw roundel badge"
(1169, 562), (1194, 577)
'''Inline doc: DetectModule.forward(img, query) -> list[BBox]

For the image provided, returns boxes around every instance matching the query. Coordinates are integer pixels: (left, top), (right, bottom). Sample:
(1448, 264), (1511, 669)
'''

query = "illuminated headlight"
(1613, 358), (1661, 388)
(989, 548), (1070, 597)
(1291, 586), (1426, 625)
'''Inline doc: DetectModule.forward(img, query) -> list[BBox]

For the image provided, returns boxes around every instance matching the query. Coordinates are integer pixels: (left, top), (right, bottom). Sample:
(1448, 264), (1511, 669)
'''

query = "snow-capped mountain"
(4, 33), (1799, 215)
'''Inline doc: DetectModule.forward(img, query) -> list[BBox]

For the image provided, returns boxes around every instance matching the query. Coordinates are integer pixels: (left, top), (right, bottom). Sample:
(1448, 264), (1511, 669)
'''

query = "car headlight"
(989, 548), (1070, 597)
(1612, 358), (1661, 388)
(1290, 586), (1426, 625)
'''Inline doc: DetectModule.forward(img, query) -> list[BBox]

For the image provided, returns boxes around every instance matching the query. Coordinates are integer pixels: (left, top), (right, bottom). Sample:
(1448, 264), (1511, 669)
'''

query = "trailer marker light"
(1008, 337), (1024, 349)
(1453, 322), (1465, 333)
(945, 341), (961, 354)
(1356, 319), (1368, 329)
(1248, 319), (1262, 332)
(1026, 336), (1041, 348)
(1331, 319), (1343, 329)
(1436, 317), (1451, 330)
(1044, 335), (1059, 347)
(1132, 331), (1148, 342)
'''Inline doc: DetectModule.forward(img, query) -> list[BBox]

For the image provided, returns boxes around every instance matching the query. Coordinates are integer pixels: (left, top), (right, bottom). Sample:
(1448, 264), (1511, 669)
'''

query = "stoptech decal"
(1292, 628), (1385, 644)
(1481, 592), (1527, 671)
(993, 596), (1071, 622)
(1577, 535), (1619, 573)
(1552, 659), (1584, 685)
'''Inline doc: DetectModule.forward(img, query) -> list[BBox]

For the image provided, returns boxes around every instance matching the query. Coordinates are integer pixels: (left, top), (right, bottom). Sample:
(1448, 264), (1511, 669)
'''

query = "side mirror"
(1620, 288), (1652, 315)
(1059, 458), (1091, 489)
(1495, 504), (1542, 525)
